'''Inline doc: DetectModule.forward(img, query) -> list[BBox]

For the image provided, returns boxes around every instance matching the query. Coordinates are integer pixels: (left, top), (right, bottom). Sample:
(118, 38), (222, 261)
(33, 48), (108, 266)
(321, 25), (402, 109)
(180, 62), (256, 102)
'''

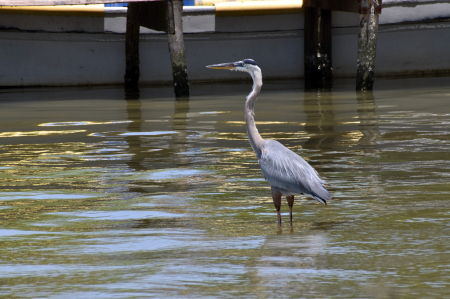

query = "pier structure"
(1, 1), (450, 91)
(303, 0), (381, 90)
(124, 0), (189, 96)
(0, 0), (190, 96)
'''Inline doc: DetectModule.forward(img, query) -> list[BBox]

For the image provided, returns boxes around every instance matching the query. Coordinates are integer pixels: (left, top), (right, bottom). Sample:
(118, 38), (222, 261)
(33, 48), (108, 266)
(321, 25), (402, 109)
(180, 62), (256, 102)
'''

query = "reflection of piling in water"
(170, 98), (191, 166)
(356, 91), (380, 155)
(125, 91), (145, 171)
(123, 93), (191, 170)
(303, 91), (337, 150)
(356, 91), (381, 196)
(303, 91), (345, 176)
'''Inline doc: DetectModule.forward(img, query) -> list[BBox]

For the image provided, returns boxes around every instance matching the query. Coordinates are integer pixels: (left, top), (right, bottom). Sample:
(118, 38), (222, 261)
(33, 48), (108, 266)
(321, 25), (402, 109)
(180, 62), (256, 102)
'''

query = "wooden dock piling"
(304, 6), (332, 89)
(0, 0), (382, 91)
(356, 0), (381, 90)
(167, 0), (190, 97)
(124, 3), (141, 92)
(304, 0), (382, 90)
(124, 0), (189, 96)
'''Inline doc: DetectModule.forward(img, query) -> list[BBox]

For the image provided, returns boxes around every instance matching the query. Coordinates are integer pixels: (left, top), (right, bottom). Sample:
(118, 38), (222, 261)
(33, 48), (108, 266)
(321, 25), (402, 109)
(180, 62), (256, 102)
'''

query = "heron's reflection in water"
(243, 231), (330, 296)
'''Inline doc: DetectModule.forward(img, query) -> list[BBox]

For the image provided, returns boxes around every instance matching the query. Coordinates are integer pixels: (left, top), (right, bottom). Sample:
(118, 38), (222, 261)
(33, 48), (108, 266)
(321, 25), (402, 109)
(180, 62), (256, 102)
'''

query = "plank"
(0, 0), (162, 6)
(303, 0), (359, 13)
(304, 0), (382, 14)
(127, 1), (169, 32)
(214, 1), (303, 17)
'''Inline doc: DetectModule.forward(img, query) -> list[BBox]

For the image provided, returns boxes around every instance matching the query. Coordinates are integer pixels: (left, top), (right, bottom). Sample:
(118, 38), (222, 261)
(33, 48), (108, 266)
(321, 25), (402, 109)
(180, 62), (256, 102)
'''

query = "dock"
(0, 0), (449, 92)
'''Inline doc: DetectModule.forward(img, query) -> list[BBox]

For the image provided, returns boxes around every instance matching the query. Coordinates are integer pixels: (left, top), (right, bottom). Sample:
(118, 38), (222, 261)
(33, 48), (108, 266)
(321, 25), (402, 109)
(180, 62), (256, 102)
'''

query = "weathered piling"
(124, 0), (189, 96)
(167, 0), (190, 97)
(124, 3), (141, 92)
(304, 7), (332, 89)
(125, 1), (168, 92)
(356, 0), (381, 91)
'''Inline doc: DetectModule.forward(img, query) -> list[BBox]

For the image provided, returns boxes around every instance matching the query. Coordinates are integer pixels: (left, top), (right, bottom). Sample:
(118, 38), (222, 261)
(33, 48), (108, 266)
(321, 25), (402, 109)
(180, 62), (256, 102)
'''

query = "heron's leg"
(271, 186), (282, 227)
(286, 195), (294, 225)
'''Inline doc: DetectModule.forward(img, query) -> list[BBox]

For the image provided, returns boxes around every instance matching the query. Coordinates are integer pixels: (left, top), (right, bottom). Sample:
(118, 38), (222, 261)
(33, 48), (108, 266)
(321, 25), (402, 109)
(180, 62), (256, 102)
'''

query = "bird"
(207, 59), (331, 227)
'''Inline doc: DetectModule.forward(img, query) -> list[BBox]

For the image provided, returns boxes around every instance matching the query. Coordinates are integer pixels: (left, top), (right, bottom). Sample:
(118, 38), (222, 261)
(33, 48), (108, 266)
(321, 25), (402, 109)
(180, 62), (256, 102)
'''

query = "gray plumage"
(207, 59), (331, 227)
(258, 139), (331, 204)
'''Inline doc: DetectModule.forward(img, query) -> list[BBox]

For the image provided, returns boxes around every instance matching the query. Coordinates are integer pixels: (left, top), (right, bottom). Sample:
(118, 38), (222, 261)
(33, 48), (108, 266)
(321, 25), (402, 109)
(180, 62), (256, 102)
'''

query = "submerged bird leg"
(286, 195), (294, 225)
(271, 186), (282, 227)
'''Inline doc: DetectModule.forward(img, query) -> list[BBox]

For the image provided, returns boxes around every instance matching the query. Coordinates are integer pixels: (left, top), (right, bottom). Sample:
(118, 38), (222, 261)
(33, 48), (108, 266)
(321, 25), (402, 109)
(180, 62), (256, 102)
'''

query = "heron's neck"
(245, 68), (264, 158)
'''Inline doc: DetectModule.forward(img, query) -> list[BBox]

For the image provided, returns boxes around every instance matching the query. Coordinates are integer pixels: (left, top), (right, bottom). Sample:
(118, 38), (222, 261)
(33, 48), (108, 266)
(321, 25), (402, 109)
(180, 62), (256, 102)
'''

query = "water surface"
(1, 77), (450, 298)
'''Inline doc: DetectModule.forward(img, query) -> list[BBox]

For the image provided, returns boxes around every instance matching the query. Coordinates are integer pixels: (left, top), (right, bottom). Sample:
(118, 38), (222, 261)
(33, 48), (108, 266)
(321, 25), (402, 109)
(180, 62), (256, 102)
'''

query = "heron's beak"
(206, 62), (238, 70)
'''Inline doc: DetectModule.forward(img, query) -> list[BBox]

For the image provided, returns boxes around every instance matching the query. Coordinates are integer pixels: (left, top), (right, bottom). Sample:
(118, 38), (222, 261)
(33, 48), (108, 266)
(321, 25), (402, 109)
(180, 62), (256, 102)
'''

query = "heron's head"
(206, 59), (260, 74)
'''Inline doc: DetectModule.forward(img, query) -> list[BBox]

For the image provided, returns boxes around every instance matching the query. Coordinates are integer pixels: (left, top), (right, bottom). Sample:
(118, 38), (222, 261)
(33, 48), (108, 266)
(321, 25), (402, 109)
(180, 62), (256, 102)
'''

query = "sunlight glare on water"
(0, 77), (450, 298)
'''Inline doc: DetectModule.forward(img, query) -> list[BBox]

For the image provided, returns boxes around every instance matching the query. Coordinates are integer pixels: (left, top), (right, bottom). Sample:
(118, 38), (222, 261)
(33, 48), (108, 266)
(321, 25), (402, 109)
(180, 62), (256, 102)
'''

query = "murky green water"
(1, 77), (450, 298)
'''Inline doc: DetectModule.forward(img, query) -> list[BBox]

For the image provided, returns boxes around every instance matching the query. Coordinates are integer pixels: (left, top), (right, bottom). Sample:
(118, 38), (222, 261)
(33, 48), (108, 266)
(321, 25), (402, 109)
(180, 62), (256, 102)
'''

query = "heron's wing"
(258, 140), (331, 204)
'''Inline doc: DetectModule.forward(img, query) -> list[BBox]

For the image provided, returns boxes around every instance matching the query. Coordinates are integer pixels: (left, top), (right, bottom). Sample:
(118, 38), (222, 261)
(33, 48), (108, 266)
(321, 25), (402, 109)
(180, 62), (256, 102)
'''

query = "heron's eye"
(240, 62), (244, 66)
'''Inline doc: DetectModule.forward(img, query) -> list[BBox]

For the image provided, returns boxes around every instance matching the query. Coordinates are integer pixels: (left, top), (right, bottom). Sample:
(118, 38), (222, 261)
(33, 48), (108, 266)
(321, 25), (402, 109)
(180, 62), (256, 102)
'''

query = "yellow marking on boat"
(0, 5), (104, 17)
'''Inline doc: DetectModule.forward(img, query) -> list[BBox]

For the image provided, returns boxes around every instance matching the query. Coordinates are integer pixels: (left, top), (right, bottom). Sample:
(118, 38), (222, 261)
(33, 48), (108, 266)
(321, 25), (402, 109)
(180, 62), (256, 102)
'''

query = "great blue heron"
(207, 59), (331, 227)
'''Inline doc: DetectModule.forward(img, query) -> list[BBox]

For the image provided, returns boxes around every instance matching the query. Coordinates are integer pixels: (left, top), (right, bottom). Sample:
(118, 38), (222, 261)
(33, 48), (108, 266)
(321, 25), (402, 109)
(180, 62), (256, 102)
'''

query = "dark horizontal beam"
(303, 0), (381, 14)
(0, 0), (163, 6)
(0, 0), (381, 14)
(303, 0), (358, 13)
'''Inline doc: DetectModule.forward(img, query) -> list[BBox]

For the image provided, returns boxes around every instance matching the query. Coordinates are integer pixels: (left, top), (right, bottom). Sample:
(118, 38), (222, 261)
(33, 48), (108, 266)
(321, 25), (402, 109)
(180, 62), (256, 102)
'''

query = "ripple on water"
(1, 191), (104, 201)
(63, 232), (265, 255)
(39, 121), (133, 126)
(51, 210), (184, 221)
(120, 131), (179, 136)
(145, 168), (209, 180)
(1, 79), (450, 298)
(0, 229), (60, 237)
(89, 131), (179, 137)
